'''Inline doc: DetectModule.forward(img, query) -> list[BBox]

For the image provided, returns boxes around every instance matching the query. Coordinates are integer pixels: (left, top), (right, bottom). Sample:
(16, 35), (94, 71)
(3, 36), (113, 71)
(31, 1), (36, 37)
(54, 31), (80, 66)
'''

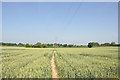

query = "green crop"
(2, 46), (52, 78)
(55, 47), (118, 78)
(1, 46), (118, 78)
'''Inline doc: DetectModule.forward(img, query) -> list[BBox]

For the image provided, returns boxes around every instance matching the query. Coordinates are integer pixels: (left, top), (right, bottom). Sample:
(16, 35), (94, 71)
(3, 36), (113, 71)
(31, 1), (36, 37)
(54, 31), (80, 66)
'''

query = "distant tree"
(46, 44), (50, 47)
(5, 43), (17, 46)
(53, 43), (58, 48)
(47, 44), (54, 47)
(76, 45), (80, 47)
(101, 43), (110, 46)
(73, 45), (76, 47)
(25, 43), (31, 48)
(0, 42), (2, 46)
(88, 42), (93, 48)
(33, 42), (42, 48)
(68, 44), (73, 47)
(57, 43), (62, 47)
(110, 42), (116, 46)
(117, 44), (120, 46)
(18, 43), (24, 46)
(63, 44), (67, 47)
(93, 42), (99, 46)
(42, 44), (48, 48)
(88, 42), (99, 48)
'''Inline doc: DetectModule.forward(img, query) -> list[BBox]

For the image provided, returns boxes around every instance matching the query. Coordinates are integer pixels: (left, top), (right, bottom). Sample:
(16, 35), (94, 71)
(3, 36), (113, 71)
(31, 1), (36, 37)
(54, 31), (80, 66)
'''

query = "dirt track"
(51, 50), (59, 80)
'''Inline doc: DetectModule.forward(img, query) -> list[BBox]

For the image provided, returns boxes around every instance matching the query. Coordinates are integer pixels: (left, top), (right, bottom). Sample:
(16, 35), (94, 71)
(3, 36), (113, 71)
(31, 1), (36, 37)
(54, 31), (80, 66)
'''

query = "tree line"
(88, 42), (120, 48)
(0, 42), (120, 48)
(0, 42), (83, 48)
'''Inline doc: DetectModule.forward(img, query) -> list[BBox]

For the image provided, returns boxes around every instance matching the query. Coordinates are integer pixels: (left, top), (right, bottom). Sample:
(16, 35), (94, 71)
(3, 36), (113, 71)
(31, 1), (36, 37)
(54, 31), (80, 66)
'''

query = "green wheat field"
(1, 46), (118, 78)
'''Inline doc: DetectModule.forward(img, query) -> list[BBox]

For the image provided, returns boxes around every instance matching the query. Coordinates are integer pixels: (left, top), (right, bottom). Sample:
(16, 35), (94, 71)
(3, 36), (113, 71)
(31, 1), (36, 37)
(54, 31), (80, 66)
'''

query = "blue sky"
(0, 2), (2, 43)
(2, 2), (118, 45)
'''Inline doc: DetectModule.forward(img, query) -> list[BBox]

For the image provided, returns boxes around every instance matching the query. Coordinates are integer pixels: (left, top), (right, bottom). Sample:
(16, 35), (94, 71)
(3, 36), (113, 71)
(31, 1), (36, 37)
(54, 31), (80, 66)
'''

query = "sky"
(2, 2), (118, 45)
(0, 2), (2, 43)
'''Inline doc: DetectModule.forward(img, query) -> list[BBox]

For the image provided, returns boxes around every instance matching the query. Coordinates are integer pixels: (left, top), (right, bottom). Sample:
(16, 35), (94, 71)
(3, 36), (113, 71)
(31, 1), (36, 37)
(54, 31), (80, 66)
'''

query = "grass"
(1, 46), (118, 78)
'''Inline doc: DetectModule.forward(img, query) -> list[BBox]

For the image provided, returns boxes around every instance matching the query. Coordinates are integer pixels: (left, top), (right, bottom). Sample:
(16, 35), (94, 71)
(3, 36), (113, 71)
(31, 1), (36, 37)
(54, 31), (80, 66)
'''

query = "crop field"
(1, 46), (118, 78)
(55, 47), (118, 78)
(1, 46), (52, 78)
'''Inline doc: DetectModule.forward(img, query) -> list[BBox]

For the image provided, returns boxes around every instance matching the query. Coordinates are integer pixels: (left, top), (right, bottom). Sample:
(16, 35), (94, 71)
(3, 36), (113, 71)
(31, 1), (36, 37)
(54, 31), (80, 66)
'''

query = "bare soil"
(51, 51), (59, 80)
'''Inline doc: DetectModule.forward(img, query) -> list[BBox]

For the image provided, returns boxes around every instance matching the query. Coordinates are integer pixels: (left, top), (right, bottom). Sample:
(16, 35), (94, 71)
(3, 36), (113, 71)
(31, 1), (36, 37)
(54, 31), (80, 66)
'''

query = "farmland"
(55, 47), (118, 78)
(1, 46), (118, 78)
(1, 46), (52, 78)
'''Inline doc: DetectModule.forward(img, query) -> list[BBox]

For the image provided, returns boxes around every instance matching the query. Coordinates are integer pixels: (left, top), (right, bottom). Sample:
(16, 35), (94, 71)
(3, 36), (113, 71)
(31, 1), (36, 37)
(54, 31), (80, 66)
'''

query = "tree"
(101, 43), (110, 46)
(111, 42), (116, 46)
(33, 42), (42, 48)
(88, 42), (100, 48)
(117, 44), (120, 46)
(18, 43), (24, 46)
(68, 44), (73, 47)
(25, 43), (31, 48)
(42, 44), (48, 48)
(93, 42), (99, 47)
(47, 44), (54, 48)
(63, 44), (67, 47)
(88, 42), (93, 48)
(53, 43), (58, 48)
